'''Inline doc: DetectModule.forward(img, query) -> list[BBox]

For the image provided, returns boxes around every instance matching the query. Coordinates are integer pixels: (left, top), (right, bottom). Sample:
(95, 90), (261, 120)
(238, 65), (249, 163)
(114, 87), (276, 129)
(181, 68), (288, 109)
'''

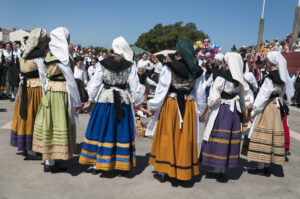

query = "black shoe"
(263, 167), (271, 177)
(24, 154), (42, 160)
(217, 173), (228, 183)
(16, 151), (27, 156)
(153, 173), (166, 183)
(44, 164), (68, 173)
(205, 172), (220, 179)
(10, 97), (15, 102)
(248, 167), (264, 175)
(285, 151), (291, 156)
(118, 170), (129, 176)
(91, 168), (101, 175)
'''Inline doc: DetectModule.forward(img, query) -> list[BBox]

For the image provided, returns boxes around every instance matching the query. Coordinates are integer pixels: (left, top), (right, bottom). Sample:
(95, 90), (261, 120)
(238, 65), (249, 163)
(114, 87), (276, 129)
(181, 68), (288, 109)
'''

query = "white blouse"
(251, 77), (283, 117)
(203, 76), (252, 141)
(88, 63), (99, 79)
(137, 59), (153, 70)
(87, 63), (144, 105)
(154, 62), (163, 74)
(74, 66), (88, 84)
(145, 66), (207, 142)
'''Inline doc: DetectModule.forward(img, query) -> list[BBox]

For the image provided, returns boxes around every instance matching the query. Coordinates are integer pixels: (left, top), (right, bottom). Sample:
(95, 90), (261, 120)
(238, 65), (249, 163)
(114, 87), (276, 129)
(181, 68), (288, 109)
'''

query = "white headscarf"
(22, 28), (47, 59)
(49, 27), (70, 65)
(224, 52), (245, 86)
(214, 53), (224, 62)
(267, 51), (295, 103)
(112, 36), (133, 62)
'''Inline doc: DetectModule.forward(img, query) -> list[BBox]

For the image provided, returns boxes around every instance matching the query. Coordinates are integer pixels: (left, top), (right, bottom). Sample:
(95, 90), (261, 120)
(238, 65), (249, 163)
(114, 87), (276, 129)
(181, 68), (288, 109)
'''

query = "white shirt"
(154, 62), (163, 74)
(3, 50), (12, 62)
(98, 56), (103, 61)
(88, 63), (99, 79)
(137, 59), (153, 70)
(74, 66), (88, 84)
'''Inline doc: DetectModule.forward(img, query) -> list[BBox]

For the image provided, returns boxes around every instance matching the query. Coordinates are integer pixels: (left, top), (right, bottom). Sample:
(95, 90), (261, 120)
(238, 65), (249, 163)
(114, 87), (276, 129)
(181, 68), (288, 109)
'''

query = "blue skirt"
(79, 103), (136, 171)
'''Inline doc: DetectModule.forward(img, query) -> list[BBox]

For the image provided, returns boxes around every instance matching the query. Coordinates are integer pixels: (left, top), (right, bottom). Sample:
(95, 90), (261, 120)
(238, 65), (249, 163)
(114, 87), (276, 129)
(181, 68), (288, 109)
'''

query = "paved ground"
(0, 99), (300, 199)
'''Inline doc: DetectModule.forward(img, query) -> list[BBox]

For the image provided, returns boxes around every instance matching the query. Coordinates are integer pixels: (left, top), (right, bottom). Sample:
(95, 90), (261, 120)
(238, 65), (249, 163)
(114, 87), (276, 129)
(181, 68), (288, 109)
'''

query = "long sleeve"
(207, 76), (225, 108)
(87, 65), (103, 103)
(239, 82), (252, 112)
(34, 58), (48, 92)
(128, 64), (144, 105)
(83, 69), (88, 84)
(88, 67), (94, 79)
(146, 77), (157, 87)
(148, 66), (172, 111)
(251, 78), (274, 117)
(192, 73), (207, 114)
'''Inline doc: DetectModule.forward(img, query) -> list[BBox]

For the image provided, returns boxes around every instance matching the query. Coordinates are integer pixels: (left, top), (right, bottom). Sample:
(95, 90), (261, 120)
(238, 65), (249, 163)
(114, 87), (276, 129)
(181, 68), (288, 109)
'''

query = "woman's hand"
(82, 101), (92, 112)
(75, 106), (83, 114)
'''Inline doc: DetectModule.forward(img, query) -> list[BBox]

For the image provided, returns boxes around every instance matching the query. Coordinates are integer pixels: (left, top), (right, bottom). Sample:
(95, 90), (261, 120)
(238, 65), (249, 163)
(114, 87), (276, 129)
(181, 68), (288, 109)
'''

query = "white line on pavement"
(0, 121), (12, 129)
(289, 106), (300, 113)
(290, 130), (300, 142)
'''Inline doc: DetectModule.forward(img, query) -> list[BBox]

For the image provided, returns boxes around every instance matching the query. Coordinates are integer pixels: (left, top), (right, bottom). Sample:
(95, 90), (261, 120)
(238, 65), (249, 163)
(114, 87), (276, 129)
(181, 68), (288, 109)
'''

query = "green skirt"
(32, 91), (76, 160)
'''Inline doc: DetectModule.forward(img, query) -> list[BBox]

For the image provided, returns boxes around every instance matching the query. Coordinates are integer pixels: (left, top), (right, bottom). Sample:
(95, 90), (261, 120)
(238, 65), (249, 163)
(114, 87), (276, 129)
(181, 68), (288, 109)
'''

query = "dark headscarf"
(176, 39), (199, 81)
(156, 54), (165, 63)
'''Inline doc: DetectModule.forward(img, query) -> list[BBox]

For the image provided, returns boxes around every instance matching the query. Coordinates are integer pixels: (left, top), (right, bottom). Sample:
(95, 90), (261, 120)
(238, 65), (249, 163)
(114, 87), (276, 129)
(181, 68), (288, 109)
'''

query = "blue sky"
(0, 0), (298, 52)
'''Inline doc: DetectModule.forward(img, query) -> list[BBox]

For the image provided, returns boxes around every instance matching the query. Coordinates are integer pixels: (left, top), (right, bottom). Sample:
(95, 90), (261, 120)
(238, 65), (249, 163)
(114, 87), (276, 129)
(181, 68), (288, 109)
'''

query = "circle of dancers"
(5, 27), (296, 184)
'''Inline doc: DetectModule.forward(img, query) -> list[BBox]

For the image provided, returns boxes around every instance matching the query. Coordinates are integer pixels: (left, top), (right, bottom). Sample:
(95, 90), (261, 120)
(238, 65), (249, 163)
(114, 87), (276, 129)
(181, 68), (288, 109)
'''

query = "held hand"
(248, 103), (253, 110)
(82, 101), (92, 112)
(250, 116), (255, 123)
(199, 113), (207, 123)
(148, 110), (155, 117)
(75, 106), (83, 114)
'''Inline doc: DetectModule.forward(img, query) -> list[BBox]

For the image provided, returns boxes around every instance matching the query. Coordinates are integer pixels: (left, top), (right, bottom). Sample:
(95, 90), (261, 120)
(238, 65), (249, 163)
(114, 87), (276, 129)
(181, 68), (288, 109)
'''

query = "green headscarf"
(176, 39), (198, 80)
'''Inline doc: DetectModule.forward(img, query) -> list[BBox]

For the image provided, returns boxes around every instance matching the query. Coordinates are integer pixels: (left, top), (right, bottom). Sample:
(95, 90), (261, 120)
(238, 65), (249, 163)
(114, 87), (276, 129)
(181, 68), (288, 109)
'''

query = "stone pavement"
(0, 100), (300, 199)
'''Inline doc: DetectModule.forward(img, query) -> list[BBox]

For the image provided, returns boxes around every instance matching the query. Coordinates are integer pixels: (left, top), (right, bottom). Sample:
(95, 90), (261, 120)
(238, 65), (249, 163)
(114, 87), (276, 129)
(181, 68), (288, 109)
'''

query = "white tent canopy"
(155, 50), (176, 56)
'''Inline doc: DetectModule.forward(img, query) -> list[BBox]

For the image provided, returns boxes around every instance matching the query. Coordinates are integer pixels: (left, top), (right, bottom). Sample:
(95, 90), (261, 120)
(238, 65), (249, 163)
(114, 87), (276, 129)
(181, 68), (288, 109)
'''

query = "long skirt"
(283, 113), (290, 152)
(200, 104), (242, 169)
(32, 91), (76, 161)
(149, 97), (199, 181)
(75, 78), (88, 103)
(247, 102), (285, 165)
(10, 86), (42, 151)
(8, 64), (20, 88)
(79, 103), (136, 171)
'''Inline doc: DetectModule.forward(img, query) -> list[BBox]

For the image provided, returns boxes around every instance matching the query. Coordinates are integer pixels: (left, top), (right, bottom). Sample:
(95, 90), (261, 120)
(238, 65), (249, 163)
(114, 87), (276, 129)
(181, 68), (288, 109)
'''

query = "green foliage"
(134, 22), (208, 53)
(85, 45), (107, 55)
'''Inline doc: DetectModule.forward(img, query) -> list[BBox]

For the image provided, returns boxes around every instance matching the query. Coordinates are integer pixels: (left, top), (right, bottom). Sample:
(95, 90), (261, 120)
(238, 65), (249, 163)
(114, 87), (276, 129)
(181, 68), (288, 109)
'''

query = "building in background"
(9, 29), (30, 45)
(0, 27), (11, 42)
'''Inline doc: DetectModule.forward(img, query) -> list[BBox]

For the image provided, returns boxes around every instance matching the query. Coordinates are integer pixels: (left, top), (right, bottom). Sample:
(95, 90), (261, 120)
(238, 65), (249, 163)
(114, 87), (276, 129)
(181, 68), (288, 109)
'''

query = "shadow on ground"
(98, 153), (150, 179)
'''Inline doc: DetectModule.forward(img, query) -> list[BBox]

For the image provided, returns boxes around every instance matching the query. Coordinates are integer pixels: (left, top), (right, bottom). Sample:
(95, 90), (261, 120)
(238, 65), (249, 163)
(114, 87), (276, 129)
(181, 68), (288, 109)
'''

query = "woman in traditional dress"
(32, 27), (82, 173)
(1, 42), (13, 96)
(246, 51), (294, 176)
(79, 36), (144, 175)
(199, 52), (252, 183)
(10, 28), (48, 160)
(146, 39), (206, 182)
(74, 57), (88, 103)
(9, 41), (22, 101)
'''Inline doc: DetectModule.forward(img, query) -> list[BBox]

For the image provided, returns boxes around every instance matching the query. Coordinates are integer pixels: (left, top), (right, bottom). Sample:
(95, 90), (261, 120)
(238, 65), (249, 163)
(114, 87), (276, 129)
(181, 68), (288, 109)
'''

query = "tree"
(134, 22), (208, 53)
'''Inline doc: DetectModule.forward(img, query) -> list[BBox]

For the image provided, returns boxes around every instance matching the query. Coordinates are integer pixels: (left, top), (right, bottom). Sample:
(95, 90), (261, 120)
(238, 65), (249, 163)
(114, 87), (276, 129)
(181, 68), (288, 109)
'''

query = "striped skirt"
(200, 104), (242, 169)
(149, 97), (199, 181)
(79, 103), (136, 171)
(32, 91), (76, 161)
(247, 102), (285, 165)
(10, 86), (42, 151)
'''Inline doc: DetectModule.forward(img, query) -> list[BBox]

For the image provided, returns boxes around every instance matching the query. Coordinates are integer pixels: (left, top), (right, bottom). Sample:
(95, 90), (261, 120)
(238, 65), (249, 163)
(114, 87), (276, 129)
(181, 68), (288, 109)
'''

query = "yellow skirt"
(149, 97), (199, 181)
(10, 86), (42, 151)
(247, 102), (285, 165)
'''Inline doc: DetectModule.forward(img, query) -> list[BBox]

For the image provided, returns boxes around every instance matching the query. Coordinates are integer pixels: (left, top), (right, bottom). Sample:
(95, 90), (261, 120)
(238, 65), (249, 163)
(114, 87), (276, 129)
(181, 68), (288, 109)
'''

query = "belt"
(103, 81), (127, 121)
(19, 70), (39, 119)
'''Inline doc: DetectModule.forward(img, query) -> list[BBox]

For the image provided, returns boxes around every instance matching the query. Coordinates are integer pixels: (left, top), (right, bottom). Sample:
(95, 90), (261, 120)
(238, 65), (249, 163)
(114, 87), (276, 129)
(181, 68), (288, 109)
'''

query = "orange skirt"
(10, 86), (42, 151)
(149, 97), (199, 181)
